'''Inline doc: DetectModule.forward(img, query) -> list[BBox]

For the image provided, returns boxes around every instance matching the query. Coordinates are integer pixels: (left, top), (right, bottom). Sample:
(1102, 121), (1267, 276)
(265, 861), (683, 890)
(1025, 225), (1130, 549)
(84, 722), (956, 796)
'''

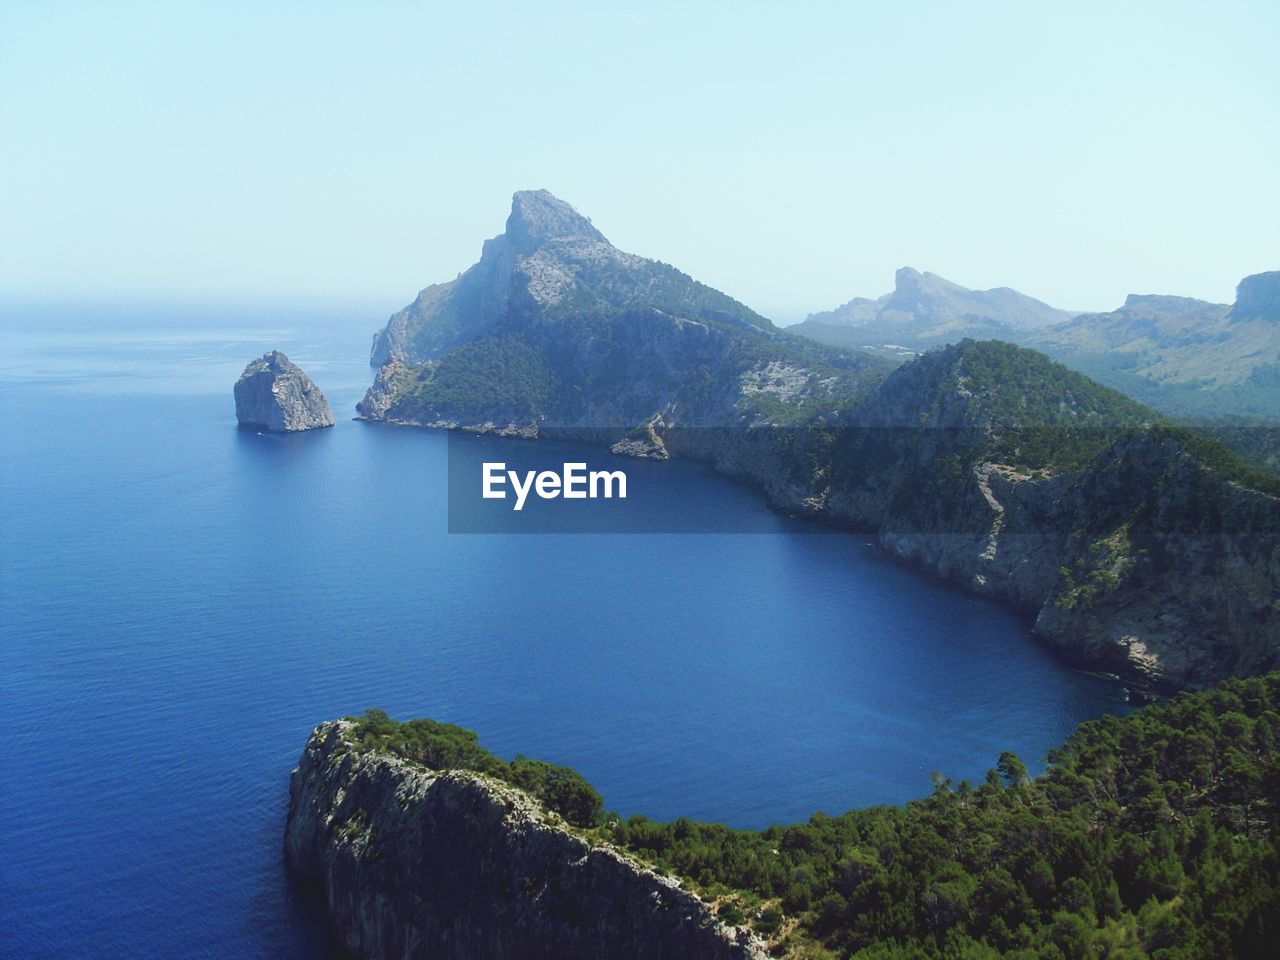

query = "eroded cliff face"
(732, 424), (1280, 690)
(356, 190), (886, 433)
(642, 414), (1280, 691)
(285, 721), (766, 960)
(1030, 434), (1280, 689)
(234, 351), (334, 432)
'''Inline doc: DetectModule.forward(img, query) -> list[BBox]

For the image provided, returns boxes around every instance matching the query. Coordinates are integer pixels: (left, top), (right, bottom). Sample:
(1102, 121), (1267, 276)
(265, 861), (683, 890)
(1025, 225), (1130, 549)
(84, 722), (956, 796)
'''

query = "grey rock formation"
(285, 721), (766, 960)
(610, 418), (671, 460)
(367, 191), (612, 369)
(358, 189), (887, 434)
(234, 351), (334, 432)
(1232, 270), (1280, 321)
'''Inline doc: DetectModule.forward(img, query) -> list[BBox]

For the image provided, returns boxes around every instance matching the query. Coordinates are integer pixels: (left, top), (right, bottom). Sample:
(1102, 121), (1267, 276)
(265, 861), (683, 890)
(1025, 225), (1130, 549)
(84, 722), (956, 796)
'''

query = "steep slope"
(766, 341), (1280, 689)
(286, 718), (766, 960)
(792, 267), (1072, 359)
(234, 351), (334, 432)
(293, 683), (1280, 960)
(1020, 271), (1280, 421)
(359, 190), (889, 436)
(657, 340), (1279, 689)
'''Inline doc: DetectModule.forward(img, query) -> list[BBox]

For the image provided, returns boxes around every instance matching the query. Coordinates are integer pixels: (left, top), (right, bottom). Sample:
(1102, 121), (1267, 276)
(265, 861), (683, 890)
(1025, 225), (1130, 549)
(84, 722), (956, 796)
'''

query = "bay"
(0, 302), (1129, 959)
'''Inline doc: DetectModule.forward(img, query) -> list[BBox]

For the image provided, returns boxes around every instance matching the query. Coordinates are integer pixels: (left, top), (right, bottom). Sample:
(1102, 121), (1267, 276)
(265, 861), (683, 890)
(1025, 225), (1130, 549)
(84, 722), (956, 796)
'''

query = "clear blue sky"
(2, 1), (1277, 322)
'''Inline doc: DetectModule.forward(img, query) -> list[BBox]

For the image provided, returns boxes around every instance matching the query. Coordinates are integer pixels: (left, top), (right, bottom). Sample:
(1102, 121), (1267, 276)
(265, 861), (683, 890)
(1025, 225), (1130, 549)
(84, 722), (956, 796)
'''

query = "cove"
(0, 304), (1130, 959)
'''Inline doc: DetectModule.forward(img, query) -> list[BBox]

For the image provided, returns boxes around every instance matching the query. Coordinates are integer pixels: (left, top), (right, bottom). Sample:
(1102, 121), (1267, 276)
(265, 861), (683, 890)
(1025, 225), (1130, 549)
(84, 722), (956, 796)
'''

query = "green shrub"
(348, 710), (601, 827)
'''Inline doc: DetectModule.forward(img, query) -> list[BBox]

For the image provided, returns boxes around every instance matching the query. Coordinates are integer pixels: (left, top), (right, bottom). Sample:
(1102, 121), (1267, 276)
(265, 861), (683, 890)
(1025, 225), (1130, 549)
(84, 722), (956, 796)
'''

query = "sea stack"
(234, 351), (335, 432)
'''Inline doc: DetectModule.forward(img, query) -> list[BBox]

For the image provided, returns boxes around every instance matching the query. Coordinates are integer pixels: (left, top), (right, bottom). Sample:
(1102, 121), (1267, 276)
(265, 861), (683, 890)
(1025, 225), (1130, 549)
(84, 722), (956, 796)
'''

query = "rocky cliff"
(356, 193), (1280, 691)
(234, 351), (334, 432)
(357, 189), (888, 435)
(1231, 270), (1280, 322)
(285, 720), (765, 960)
(1028, 432), (1280, 687)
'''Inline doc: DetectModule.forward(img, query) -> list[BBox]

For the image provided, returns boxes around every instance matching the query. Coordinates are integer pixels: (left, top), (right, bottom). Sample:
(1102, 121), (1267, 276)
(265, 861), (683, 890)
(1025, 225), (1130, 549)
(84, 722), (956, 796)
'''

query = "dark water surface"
(0, 304), (1129, 958)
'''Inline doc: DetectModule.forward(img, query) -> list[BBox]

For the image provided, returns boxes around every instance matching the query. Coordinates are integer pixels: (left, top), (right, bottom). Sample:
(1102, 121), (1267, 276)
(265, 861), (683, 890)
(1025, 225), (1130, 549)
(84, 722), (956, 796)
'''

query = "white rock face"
(234, 351), (335, 432)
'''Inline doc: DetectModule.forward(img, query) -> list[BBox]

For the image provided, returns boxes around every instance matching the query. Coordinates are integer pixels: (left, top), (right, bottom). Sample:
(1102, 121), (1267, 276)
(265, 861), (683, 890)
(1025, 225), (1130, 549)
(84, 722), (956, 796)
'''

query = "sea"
(0, 300), (1131, 958)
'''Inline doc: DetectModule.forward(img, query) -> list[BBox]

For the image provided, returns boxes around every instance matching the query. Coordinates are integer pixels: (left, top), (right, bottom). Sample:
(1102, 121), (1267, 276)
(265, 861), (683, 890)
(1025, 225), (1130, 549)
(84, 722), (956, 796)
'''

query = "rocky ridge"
(234, 351), (334, 432)
(792, 267), (1073, 359)
(1017, 271), (1280, 421)
(1230, 270), (1280, 321)
(285, 720), (766, 960)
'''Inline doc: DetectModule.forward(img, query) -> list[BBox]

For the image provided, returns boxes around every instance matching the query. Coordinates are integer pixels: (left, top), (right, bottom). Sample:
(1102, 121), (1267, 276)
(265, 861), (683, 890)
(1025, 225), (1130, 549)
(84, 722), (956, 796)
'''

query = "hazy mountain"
(359, 189), (889, 434)
(792, 267), (1073, 359)
(796, 268), (1280, 426)
(1020, 271), (1280, 422)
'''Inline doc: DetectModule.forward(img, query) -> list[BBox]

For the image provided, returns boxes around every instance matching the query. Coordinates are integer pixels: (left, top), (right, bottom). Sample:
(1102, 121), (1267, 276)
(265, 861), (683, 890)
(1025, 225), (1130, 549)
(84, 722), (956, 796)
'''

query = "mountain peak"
(505, 190), (607, 250)
(889, 267), (972, 307)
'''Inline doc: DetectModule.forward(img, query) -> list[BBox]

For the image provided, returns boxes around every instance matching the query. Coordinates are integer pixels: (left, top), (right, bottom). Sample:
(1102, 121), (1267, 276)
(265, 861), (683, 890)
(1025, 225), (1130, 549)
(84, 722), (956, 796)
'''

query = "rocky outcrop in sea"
(285, 721), (766, 960)
(234, 351), (334, 432)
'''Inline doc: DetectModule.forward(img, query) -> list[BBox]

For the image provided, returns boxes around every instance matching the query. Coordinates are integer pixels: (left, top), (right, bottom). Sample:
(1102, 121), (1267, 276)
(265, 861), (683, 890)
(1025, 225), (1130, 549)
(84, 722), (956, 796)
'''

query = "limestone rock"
(234, 351), (334, 432)
(285, 721), (766, 960)
(358, 189), (887, 433)
(611, 418), (670, 460)
(1232, 270), (1280, 321)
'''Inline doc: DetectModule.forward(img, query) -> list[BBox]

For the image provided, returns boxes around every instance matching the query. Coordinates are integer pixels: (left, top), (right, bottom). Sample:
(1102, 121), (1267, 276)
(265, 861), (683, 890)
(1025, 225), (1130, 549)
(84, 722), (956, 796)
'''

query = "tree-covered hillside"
(840, 338), (1157, 472)
(352, 674), (1280, 958)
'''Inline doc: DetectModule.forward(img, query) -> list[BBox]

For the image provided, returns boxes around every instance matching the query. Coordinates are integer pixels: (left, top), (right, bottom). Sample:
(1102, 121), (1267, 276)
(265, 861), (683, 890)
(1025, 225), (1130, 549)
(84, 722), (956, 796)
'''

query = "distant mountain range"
(794, 268), (1280, 424)
(794, 267), (1072, 358)
(1021, 273), (1280, 422)
(358, 190), (1280, 691)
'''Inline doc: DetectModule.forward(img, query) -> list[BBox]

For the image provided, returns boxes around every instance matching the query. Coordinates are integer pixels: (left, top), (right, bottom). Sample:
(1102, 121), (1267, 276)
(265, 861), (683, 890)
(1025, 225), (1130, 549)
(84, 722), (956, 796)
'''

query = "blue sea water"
(0, 302), (1130, 959)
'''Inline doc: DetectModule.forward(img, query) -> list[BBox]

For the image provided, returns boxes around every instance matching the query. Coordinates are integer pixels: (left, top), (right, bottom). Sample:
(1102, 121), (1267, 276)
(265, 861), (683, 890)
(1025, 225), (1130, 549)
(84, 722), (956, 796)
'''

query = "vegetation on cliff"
(835, 338), (1157, 472)
(363, 189), (890, 430)
(394, 335), (557, 422)
(354, 674), (1280, 958)
(348, 709), (604, 828)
